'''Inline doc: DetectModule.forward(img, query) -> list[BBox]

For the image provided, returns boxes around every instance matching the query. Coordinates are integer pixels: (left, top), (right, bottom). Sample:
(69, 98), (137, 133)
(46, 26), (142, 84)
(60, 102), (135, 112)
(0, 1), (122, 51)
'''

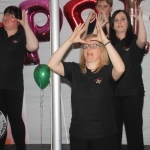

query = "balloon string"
(40, 89), (44, 144)
(38, 65), (44, 144)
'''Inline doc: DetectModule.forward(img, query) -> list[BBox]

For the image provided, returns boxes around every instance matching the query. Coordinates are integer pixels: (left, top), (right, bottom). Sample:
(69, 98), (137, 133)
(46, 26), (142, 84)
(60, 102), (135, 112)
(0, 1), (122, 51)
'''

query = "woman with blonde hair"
(48, 20), (125, 150)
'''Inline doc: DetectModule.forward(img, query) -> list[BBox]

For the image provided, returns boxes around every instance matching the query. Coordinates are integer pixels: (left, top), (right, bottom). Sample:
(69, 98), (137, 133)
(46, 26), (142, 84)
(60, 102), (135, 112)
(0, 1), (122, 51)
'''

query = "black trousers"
(0, 89), (25, 150)
(70, 134), (117, 150)
(113, 95), (144, 150)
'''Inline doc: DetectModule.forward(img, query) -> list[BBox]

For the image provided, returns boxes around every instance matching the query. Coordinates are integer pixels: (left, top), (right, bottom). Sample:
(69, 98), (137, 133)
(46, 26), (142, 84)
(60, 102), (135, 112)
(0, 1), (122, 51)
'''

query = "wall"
(0, 0), (150, 144)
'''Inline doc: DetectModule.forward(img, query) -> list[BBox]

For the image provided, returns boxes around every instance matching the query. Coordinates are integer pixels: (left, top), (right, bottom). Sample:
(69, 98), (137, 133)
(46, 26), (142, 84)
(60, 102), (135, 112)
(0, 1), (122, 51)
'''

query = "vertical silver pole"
(50, 0), (61, 150)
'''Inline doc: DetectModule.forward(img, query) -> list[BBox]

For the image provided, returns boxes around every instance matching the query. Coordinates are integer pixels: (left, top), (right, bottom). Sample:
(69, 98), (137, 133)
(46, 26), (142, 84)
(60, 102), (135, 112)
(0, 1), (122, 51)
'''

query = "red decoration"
(0, 22), (2, 27)
(24, 50), (40, 66)
(63, 0), (96, 31)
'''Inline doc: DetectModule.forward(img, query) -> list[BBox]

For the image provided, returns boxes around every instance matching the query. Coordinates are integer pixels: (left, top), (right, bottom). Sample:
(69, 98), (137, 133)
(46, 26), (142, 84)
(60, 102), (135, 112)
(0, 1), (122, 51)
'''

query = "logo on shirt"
(94, 77), (102, 84)
(123, 46), (130, 51)
(12, 39), (19, 43)
(0, 111), (7, 139)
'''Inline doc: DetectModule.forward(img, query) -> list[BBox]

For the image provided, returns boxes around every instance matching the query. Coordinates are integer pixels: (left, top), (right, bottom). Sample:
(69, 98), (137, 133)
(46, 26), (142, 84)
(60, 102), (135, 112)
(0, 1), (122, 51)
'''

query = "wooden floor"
(4, 144), (150, 150)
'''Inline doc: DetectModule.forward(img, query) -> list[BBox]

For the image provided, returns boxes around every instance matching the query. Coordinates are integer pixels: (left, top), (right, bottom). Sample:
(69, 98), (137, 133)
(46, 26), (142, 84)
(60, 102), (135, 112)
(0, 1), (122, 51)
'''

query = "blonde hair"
(96, 0), (113, 7)
(79, 34), (110, 74)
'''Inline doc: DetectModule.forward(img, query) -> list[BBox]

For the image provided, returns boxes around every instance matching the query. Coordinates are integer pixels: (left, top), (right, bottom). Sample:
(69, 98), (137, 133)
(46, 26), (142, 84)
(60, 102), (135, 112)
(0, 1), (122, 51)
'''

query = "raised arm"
(93, 11), (110, 36)
(135, 6), (147, 49)
(81, 10), (96, 39)
(92, 21), (125, 81)
(47, 24), (86, 76)
(17, 10), (39, 51)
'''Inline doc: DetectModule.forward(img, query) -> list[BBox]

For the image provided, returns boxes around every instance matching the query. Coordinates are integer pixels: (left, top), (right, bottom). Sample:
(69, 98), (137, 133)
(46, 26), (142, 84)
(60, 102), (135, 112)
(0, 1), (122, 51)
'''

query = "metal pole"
(50, 0), (61, 150)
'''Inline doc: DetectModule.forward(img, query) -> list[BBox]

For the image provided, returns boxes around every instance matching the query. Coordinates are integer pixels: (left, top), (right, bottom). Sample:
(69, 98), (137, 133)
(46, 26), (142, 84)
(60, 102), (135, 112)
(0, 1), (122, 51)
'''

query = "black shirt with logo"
(113, 35), (145, 96)
(0, 26), (27, 90)
(62, 62), (117, 139)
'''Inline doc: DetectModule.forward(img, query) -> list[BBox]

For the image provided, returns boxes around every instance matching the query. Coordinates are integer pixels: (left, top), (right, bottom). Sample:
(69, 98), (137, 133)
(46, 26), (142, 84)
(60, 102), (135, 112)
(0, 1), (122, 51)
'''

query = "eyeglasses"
(113, 18), (126, 23)
(82, 44), (100, 50)
(4, 13), (15, 18)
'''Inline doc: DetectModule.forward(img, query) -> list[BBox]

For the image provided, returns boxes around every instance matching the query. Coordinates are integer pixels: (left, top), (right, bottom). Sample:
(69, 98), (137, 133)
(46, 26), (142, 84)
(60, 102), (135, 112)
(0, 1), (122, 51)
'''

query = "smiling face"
(113, 12), (128, 34)
(83, 38), (101, 65)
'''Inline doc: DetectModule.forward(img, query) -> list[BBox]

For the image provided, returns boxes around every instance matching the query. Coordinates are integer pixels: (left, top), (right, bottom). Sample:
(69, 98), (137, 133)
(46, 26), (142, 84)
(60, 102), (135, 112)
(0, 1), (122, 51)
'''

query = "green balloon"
(34, 64), (50, 89)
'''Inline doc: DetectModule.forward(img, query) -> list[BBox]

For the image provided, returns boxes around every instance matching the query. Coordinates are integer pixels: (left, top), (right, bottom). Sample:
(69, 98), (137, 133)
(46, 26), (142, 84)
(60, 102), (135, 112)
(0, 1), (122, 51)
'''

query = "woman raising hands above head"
(109, 6), (147, 150)
(0, 5), (39, 150)
(48, 20), (125, 150)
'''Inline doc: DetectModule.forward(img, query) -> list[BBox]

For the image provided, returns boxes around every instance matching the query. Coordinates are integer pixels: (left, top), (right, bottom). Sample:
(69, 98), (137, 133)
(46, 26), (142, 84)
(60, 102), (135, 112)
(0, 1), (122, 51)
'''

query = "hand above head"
(133, 6), (143, 21)
(97, 11), (109, 28)
(88, 10), (97, 21)
(91, 19), (109, 44)
(69, 23), (86, 44)
(17, 9), (28, 27)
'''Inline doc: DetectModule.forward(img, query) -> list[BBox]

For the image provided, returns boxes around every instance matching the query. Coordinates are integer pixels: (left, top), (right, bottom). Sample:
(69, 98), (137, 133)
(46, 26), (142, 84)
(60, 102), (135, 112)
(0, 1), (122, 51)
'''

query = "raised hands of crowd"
(88, 10), (97, 21)
(92, 19), (109, 44)
(69, 23), (86, 44)
(17, 9), (28, 27)
(134, 6), (147, 49)
(97, 11), (109, 28)
(132, 6), (143, 21)
(17, 9), (39, 51)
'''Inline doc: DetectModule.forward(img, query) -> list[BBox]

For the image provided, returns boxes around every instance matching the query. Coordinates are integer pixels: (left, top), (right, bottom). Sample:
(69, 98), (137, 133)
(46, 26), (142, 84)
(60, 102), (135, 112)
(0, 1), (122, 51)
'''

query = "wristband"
(104, 41), (110, 46)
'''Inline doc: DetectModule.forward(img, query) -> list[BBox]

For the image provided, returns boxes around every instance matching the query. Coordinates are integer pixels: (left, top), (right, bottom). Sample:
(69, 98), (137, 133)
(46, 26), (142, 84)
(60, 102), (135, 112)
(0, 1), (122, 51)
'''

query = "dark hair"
(4, 6), (22, 20)
(109, 10), (134, 47)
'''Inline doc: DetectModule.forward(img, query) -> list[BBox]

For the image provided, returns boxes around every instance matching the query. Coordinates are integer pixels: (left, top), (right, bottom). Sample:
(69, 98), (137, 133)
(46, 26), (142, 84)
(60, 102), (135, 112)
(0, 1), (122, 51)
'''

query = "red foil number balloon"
(63, 0), (96, 31)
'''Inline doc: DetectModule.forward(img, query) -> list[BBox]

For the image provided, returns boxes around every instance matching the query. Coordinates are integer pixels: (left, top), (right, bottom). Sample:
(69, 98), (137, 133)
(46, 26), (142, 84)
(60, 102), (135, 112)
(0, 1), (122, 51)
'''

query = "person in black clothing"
(48, 20), (125, 150)
(0, 6), (39, 150)
(109, 6), (147, 150)
(82, 0), (113, 39)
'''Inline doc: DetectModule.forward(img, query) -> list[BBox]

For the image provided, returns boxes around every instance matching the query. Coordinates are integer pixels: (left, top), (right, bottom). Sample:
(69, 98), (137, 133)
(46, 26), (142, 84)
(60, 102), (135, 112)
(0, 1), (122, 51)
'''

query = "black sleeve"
(62, 62), (77, 82)
(133, 35), (144, 62)
(87, 20), (96, 34)
(107, 64), (117, 88)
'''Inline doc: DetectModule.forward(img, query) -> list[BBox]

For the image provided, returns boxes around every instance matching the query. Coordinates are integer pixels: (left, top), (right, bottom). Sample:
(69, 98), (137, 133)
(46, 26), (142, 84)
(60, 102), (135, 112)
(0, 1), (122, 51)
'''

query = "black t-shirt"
(113, 35), (145, 96)
(87, 17), (111, 36)
(62, 62), (117, 139)
(0, 26), (27, 90)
